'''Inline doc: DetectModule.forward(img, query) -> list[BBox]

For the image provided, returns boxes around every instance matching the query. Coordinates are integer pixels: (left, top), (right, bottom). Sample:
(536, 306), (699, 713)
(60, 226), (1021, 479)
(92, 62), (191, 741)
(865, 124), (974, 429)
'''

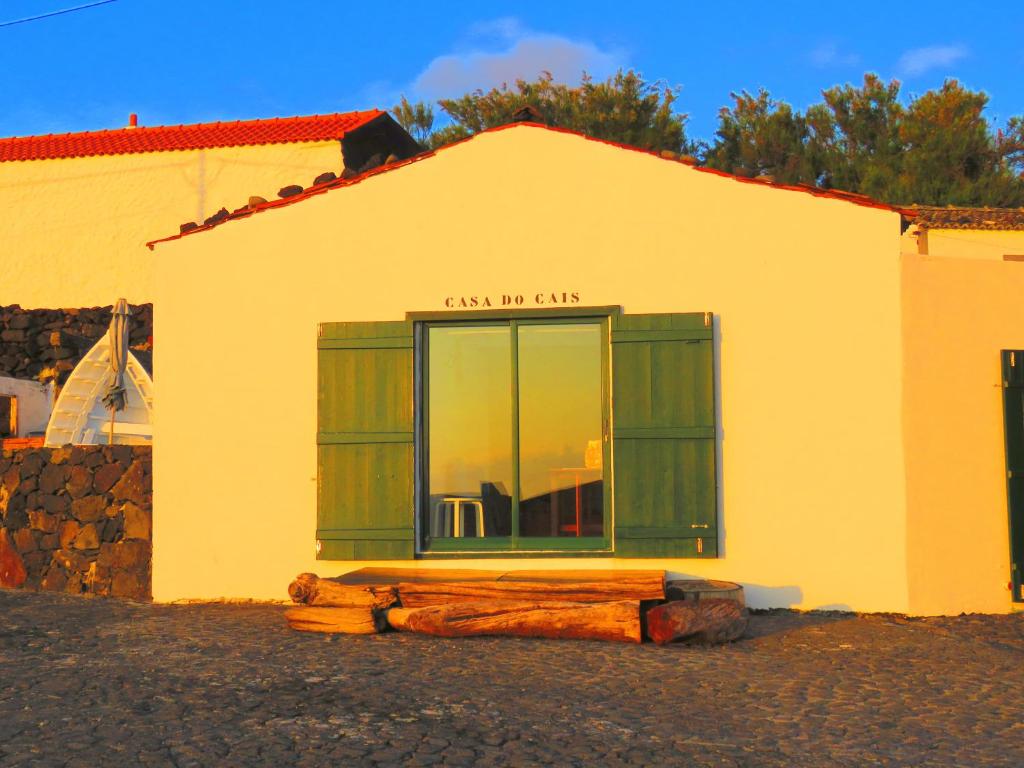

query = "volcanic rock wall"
(0, 303), (153, 386)
(0, 445), (151, 600)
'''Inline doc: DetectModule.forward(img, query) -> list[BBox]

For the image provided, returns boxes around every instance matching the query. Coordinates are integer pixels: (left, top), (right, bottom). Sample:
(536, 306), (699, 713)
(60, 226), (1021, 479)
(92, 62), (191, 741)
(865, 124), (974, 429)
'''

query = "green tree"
(392, 96), (437, 147)
(810, 74), (904, 199)
(394, 70), (697, 155)
(897, 80), (1022, 206)
(705, 75), (1024, 206)
(704, 89), (819, 183)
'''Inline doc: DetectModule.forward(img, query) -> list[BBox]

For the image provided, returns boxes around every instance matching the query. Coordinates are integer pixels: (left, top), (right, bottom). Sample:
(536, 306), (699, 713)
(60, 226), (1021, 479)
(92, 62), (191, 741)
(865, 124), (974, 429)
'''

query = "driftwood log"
(333, 567), (665, 588)
(397, 578), (664, 608)
(284, 606), (388, 635)
(645, 598), (748, 645)
(288, 573), (397, 609)
(665, 579), (745, 607)
(387, 600), (642, 643)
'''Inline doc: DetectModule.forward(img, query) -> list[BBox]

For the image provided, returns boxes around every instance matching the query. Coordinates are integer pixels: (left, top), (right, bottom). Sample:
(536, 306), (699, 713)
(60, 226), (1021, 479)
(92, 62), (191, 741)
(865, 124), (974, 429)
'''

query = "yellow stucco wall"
(901, 253), (1024, 614)
(921, 228), (1024, 261)
(0, 141), (343, 308)
(153, 125), (911, 611)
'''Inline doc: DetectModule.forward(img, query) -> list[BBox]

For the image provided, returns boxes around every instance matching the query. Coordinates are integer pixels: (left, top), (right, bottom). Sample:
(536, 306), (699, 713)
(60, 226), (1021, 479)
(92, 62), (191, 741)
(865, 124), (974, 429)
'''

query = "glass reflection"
(517, 324), (604, 537)
(427, 326), (513, 538)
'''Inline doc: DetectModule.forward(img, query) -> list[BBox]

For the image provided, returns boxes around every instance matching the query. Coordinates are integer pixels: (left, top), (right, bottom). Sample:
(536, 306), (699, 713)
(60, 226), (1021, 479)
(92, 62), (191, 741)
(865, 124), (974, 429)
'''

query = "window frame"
(414, 310), (615, 556)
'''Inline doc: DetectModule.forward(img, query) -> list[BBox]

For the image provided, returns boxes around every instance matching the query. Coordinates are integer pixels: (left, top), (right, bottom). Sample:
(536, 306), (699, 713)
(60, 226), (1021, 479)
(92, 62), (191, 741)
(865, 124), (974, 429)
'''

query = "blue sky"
(1, 0), (1021, 142)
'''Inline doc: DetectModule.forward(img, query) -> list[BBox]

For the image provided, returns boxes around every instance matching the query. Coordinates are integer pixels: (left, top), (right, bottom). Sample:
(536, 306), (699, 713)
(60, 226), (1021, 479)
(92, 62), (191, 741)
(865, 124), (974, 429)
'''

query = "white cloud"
(809, 42), (860, 68)
(408, 18), (626, 101)
(897, 44), (968, 76)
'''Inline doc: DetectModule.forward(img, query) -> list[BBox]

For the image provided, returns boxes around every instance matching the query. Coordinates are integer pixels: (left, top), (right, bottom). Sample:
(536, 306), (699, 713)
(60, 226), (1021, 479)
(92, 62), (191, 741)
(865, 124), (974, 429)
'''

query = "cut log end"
(288, 572), (317, 602)
(284, 606), (388, 635)
(646, 598), (748, 645)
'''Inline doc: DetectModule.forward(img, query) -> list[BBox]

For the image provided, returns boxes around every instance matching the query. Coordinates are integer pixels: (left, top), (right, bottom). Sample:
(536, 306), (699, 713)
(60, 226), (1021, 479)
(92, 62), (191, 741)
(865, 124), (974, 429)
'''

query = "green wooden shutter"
(612, 312), (717, 557)
(317, 321), (415, 560)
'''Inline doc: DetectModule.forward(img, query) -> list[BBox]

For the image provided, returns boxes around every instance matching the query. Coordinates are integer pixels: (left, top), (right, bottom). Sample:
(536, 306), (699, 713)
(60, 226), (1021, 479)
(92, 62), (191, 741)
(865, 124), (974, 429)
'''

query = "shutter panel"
(612, 312), (717, 557)
(317, 321), (415, 560)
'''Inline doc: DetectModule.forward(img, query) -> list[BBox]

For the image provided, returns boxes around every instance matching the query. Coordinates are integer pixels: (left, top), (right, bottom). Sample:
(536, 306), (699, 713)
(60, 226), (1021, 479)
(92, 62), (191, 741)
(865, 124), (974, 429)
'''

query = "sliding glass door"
(423, 318), (609, 551)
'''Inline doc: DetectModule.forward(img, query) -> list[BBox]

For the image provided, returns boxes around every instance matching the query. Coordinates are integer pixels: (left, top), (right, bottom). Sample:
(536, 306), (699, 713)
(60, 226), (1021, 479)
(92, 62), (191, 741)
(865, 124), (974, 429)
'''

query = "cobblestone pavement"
(2, 591), (1023, 767)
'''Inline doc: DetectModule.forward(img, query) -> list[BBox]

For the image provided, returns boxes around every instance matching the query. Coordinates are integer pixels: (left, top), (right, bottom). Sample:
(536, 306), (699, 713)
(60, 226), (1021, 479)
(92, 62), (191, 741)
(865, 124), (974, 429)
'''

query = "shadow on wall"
(664, 573), (805, 611)
(740, 583), (805, 609)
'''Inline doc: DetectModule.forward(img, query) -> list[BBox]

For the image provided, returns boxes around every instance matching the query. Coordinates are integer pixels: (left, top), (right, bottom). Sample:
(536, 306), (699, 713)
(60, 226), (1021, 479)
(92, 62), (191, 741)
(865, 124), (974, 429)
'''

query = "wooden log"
(284, 606), (387, 635)
(665, 579), (745, 607)
(333, 567), (664, 589)
(386, 600), (641, 643)
(397, 579), (663, 608)
(287, 572), (397, 609)
(645, 598), (748, 645)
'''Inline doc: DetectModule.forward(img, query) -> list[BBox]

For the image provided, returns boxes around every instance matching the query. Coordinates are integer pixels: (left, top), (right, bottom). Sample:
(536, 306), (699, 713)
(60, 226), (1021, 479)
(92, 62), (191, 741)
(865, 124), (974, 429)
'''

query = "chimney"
(127, 113), (138, 129)
(511, 105), (543, 123)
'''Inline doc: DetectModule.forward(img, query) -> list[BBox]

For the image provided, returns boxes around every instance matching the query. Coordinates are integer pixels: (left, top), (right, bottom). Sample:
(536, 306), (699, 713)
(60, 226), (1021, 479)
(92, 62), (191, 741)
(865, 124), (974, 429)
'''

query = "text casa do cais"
(444, 292), (581, 309)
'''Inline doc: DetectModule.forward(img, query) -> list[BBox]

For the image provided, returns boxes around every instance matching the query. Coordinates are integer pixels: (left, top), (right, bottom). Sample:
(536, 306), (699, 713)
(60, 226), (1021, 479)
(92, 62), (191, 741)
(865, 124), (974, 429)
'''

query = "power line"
(0, 0), (118, 29)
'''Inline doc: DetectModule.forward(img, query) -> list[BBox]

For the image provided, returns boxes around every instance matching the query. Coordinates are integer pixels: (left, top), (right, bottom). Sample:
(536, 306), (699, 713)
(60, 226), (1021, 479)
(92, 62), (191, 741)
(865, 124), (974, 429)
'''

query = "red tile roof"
(911, 205), (1024, 231)
(148, 122), (914, 248)
(0, 110), (384, 162)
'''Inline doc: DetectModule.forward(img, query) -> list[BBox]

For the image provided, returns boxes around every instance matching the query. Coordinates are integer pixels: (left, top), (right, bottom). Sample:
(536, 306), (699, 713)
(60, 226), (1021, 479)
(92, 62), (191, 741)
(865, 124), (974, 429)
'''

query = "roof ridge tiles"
(0, 109), (384, 163)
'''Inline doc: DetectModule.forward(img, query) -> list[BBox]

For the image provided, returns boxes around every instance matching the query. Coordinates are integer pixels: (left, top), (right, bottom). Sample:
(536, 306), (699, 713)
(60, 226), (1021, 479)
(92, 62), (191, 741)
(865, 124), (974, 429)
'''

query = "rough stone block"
(70, 495), (107, 523)
(13, 527), (37, 553)
(66, 465), (92, 498)
(122, 502), (151, 541)
(48, 446), (73, 465)
(40, 566), (67, 592)
(2, 466), (20, 494)
(21, 550), (48, 575)
(93, 463), (122, 493)
(59, 519), (80, 549)
(38, 463), (67, 494)
(28, 508), (59, 533)
(72, 523), (100, 550)
(107, 445), (132, 467)
(4, 503), (28, 530)
(98, 539), (150, 569)
(19, 452), (43, 478)
(111, 569), (149, 600)
(39, 493), (69, 516)
(111, 460), (146, 505)
(53, 548), (89, 573)
(100, 517), (122, 543)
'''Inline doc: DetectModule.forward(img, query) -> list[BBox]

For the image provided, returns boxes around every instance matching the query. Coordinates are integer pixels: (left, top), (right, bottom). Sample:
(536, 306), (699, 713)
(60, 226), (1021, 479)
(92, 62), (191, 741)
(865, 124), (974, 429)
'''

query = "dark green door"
(1002, 350), (1024, 602)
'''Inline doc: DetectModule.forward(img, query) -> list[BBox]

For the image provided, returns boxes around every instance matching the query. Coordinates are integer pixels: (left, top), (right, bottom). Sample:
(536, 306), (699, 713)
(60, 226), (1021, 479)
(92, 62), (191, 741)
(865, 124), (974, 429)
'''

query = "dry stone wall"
(0, 303), (153, 386)
(0, 445), (151, 600)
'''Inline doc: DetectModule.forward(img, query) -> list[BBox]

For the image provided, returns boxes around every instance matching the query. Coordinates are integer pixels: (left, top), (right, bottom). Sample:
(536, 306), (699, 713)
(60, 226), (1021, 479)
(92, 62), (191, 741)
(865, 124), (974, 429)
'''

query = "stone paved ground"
(1, 591), (1023, 767)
